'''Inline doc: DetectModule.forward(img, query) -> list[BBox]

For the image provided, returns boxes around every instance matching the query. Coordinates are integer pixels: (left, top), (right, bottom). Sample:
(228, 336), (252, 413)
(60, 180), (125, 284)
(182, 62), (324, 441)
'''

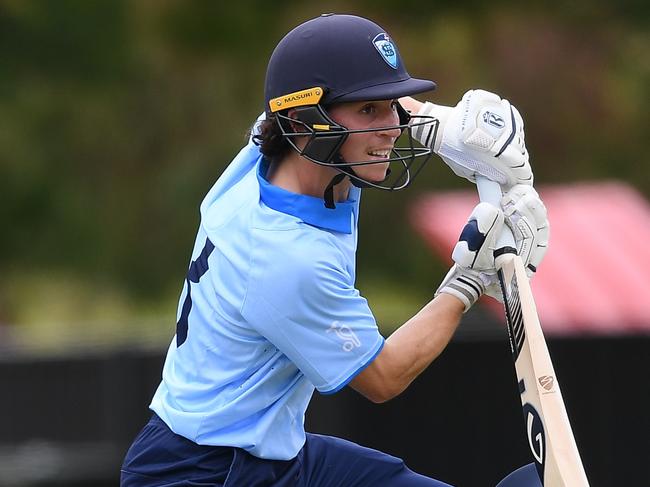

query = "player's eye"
(360, 103), (376, 115)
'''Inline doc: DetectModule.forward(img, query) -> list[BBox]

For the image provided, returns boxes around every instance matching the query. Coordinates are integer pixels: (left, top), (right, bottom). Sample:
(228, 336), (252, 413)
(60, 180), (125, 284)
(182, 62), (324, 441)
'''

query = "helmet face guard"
(264, 14), (439, 202)
(274, 102), (438, 191)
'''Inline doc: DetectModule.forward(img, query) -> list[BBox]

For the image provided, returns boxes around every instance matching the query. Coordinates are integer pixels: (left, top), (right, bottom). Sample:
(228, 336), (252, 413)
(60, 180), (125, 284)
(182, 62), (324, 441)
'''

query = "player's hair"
(252, 115), (291, 164)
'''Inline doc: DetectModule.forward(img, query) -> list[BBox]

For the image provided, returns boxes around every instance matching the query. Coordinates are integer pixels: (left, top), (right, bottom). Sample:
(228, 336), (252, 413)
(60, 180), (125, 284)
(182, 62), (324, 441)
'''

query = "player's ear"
(280, 108), (312, 153)
(286, 108), (309, 133)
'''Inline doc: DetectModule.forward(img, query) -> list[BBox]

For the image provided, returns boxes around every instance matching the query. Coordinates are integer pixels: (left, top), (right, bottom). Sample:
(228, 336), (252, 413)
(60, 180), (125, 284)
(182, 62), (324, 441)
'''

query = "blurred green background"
(1, 0), (648, 352)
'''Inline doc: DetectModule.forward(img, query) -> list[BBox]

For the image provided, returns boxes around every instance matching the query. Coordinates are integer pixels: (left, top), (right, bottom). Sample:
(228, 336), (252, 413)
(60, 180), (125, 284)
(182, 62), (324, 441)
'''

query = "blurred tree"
(0, 1), (647, 342)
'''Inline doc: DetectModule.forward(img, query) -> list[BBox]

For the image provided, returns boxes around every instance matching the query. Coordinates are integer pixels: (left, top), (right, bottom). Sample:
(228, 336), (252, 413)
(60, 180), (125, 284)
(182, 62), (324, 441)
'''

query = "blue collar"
(257, 160), (355, 234)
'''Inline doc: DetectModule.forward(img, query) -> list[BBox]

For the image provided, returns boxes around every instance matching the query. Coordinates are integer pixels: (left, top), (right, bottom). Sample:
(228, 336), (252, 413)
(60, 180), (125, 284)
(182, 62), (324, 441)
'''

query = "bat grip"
(476, 177), (517, 267)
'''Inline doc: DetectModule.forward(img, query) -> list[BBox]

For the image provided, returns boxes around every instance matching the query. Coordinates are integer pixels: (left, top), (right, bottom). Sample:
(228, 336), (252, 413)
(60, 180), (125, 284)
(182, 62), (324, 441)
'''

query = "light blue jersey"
(150, 130), (384, 460)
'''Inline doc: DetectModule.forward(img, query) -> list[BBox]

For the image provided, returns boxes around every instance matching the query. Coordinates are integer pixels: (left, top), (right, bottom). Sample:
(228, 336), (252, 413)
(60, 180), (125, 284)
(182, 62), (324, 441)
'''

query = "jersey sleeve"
(242, 234), (384, 394)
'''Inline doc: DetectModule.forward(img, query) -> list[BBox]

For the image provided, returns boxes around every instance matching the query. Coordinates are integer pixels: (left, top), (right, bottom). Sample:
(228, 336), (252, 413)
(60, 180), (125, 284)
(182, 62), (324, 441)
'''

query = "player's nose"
(377, 113), (402, 139)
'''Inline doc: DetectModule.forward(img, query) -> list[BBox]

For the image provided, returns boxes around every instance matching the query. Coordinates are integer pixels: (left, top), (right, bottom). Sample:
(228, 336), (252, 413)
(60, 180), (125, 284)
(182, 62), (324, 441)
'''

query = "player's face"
(327, 99), (402, 182)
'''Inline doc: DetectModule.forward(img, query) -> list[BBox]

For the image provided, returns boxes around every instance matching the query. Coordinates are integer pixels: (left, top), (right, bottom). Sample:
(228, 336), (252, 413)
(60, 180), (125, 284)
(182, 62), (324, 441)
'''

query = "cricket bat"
(477, 178), (589, 487)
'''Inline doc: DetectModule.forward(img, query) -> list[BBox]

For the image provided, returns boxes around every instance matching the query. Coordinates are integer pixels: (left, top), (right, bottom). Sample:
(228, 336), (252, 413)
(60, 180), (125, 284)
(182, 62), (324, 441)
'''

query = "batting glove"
(436, 185), (550, 311)
(413, 89), (532, 188)
(436, 202), (504, 312)
(502, 185), (550, 278)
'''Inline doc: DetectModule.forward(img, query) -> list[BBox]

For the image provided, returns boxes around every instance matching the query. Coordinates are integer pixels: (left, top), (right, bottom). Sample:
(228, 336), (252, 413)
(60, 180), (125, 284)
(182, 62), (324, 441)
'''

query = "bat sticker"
(499, 268), (526, 361)
(523, 403), (546, 483)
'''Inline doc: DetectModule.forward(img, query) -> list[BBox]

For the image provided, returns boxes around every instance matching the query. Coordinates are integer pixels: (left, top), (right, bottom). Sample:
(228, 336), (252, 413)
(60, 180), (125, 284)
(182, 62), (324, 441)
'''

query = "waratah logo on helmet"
(373, 33), (398, 69)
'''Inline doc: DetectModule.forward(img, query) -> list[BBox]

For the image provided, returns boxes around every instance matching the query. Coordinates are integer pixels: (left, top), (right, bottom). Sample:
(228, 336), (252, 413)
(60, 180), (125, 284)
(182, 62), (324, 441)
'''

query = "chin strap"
(323, 173), (347, 209)
(323, 166), (393, 209)
(323, 154), (355, 209)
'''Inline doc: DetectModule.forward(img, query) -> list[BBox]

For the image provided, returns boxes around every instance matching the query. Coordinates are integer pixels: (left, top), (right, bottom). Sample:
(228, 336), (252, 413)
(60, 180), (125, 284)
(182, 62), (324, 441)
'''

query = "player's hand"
(415, 90), (532, 188)
(502, 184), (550, 278)
(436, 185), (550, 311)
(450, 202), (504, 271)
(435, 202), (504, 312)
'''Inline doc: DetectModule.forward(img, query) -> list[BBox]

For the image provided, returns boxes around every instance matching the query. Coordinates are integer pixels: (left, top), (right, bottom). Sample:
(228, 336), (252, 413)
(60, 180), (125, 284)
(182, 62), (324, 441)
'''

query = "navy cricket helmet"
(263, 14), (438, 206)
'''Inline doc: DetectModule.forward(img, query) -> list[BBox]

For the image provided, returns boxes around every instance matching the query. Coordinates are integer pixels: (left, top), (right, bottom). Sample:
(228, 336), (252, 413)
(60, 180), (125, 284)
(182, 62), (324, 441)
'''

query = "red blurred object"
(410, 181), (650, 335)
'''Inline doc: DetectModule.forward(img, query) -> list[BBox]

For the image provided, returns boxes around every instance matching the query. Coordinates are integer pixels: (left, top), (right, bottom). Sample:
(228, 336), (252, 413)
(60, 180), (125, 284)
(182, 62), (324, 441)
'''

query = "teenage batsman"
(121, 13), (549, 487)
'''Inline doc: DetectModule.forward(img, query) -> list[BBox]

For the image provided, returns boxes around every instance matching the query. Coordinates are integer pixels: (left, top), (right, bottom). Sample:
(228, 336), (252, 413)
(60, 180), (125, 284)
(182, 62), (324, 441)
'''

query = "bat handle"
(476, 176), (517, 268)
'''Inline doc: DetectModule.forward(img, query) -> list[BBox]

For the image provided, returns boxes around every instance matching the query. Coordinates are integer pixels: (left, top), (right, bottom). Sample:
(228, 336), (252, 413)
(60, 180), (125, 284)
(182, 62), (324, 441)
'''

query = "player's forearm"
(383, 293), (463, 391)
(351, 293), (463, 402)
(399, 96), (424, 114)
(400, 96), (453, 153)
(399, 96), (451, 118)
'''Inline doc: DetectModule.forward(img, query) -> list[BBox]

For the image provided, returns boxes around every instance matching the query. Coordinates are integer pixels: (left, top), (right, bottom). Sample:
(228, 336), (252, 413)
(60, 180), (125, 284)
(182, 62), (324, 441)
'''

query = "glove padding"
(502, 185), (550, 278)
(417, 89), (532, 188)
(436, 203), (504, 312)
(436, 185), (550, 311)
(451, 202), (504, 270)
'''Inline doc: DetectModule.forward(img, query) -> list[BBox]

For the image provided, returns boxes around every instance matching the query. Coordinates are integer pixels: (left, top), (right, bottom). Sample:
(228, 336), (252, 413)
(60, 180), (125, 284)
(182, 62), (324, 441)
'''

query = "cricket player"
(121, 14), (549, 486)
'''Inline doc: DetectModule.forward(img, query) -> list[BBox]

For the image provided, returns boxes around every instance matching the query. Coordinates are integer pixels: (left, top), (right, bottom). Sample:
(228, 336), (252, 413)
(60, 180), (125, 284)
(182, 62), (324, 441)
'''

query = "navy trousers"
(121, 414), (453, 486)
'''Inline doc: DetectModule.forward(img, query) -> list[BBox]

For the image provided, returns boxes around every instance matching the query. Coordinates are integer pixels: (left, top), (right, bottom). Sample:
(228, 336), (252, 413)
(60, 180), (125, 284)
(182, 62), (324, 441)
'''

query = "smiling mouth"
(367, 149), (392, 158)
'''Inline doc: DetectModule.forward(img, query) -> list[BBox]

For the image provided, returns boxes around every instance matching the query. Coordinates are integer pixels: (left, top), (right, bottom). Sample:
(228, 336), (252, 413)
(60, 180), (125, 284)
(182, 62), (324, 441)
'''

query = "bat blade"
(498, 254), (590, 487)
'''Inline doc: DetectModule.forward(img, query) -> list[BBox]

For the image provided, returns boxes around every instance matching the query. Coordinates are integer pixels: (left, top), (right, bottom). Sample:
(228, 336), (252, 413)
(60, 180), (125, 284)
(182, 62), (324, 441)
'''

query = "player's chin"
(359, 161), (390, 182)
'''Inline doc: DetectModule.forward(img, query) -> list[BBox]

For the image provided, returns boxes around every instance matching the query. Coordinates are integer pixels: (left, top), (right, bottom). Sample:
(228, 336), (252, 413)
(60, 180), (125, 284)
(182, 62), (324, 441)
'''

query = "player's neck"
(268, 152), (351, 202)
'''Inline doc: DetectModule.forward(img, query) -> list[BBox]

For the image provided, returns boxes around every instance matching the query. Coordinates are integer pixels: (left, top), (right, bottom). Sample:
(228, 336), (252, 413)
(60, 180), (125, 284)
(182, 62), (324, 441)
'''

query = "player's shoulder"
(256, 222), (344, 261)
(250, 224), (348, 285)
(201, 169), (259, 232)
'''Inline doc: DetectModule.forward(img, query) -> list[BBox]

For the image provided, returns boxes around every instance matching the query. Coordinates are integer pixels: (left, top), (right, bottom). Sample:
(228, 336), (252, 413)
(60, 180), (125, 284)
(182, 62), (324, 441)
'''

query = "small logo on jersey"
(327, 321), (361, 352)
(373, 33), (398, 69)
(482, 111), (505, 129)
(538, 375), (555, 391)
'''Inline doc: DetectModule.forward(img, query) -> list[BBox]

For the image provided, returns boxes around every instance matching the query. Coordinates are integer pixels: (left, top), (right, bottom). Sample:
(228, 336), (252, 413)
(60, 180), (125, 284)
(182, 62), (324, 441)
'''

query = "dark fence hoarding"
(0, 336), (646, 487)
